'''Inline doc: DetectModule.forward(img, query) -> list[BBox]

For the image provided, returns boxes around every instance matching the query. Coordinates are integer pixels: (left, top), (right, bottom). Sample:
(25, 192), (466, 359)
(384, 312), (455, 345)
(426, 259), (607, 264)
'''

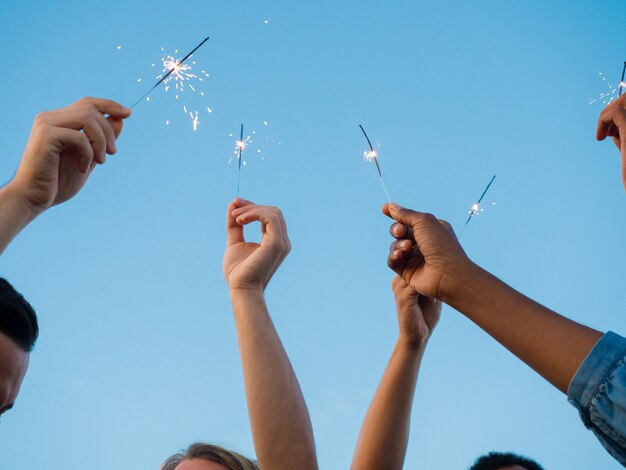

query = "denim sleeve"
(568, 331), (626, 466)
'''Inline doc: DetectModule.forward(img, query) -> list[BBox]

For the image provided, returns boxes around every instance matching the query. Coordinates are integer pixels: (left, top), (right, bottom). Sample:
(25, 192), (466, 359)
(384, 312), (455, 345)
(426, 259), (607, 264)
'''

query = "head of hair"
(0, 278), (38, 352)
(470, 452), (544, 470)
(161, 443), (259, 470)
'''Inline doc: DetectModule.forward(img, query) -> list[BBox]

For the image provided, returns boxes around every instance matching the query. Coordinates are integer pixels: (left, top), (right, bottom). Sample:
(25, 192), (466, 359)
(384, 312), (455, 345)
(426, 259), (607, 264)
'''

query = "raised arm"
(222, 198), (318, 470)
(382, 203), (602, 395)
(351, 276), (440, 470)
(0, 97), (131, 254)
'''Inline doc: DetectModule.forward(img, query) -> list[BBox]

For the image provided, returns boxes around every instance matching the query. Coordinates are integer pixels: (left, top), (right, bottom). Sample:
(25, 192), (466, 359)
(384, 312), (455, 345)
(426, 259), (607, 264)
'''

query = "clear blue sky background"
(1, 1), (625, 468)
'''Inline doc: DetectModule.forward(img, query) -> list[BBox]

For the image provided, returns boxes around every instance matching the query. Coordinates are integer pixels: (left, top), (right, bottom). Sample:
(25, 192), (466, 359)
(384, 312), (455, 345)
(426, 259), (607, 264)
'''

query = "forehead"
(175, 459), (229, 470)
(0, 333), (29, 414)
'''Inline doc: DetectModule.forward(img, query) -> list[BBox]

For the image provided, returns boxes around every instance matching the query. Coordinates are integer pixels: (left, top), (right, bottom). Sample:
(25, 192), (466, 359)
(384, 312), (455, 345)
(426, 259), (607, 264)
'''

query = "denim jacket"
(568, 331), (626, 466)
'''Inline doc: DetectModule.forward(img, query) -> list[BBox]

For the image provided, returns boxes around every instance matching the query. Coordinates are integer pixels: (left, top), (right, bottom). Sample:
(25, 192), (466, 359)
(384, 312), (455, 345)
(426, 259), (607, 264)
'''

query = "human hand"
(597, 93), (626, 189)
(383, 203), (471, 302)
(223, 198), (291, 293)
(392, 276), (441, 349)
(7, 97), (131, 213)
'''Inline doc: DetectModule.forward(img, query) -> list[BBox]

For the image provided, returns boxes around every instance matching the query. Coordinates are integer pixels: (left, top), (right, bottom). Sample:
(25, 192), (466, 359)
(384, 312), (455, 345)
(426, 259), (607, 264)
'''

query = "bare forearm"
(230, 289), (318, 470)
(0, 184), (40, 255)
(444, 262), (603, 394)
(351, 341), (424, 470)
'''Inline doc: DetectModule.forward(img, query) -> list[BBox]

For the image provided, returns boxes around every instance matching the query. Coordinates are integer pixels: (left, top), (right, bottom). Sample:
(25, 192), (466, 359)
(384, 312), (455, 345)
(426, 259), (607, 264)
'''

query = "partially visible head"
(0, 278), (38, 417)
(470, 452), (544, 470)
(161, 443), (259, 470)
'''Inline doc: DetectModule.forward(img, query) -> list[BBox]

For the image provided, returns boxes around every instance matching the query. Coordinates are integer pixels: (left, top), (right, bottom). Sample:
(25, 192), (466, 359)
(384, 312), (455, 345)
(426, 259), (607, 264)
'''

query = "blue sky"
(1, 0), (625, 468)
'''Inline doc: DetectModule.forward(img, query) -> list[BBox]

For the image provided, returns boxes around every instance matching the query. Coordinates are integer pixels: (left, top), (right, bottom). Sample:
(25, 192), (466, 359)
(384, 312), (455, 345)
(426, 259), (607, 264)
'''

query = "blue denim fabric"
(568, 331), (626, 467)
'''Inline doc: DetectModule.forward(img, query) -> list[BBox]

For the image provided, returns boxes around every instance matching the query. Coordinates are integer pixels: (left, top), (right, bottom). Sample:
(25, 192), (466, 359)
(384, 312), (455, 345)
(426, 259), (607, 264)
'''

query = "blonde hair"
(161, 443), (259, 470)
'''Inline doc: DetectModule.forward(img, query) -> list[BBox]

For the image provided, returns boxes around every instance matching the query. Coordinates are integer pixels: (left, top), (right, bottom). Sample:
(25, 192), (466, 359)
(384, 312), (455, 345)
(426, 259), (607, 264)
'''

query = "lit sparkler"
(461, 175), (496, 234)
(619, 61), (626, 97)
(129, 36), (210, 109)
(233, 124), (252, 197)
(359, 124), (391, 203)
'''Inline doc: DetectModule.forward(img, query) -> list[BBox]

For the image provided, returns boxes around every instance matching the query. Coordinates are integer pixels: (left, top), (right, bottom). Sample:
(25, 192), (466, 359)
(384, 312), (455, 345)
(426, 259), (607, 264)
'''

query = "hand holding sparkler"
(383, 203), (468, 302)
(8, 97), (131, 212)
(223, 198), (291, 292)
(0, 97), (131, 254)
(597, 93), (626, 190)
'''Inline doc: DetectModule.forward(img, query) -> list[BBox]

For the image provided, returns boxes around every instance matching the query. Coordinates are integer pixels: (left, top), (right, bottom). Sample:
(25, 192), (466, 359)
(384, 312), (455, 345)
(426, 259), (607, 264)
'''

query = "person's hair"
(470, 452), (544, 470)
(161, 443), (259, 470)
(0, 278), (38, 352)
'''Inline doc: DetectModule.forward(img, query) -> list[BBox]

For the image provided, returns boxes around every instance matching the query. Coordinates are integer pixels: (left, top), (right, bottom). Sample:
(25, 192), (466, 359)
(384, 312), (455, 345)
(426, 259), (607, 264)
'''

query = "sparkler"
(461, 175), (496, 235)
(129, 36), (210, 109)
(234, 124), (250, 197)
(619, 61), (626, 97)
(359, 125), (391, 203)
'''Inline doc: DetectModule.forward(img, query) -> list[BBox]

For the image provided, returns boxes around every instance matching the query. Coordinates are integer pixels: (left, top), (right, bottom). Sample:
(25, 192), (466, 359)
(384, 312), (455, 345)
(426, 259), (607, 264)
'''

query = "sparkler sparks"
(359, 125), (391, 203)
(129, 36), (211, 127)
(589, 64), (626, 105)
(461, 175), (496, 235)
(232, 124), (252, 197)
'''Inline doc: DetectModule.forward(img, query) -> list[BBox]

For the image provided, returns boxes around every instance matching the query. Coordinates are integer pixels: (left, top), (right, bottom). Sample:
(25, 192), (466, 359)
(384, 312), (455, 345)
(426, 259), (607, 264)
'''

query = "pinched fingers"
(597, 94), (626, 141)
(76, 97), (132, 120)
(383, 203), (440, 232)
(387, 239), (422, 275)
(35, 108), (112, 165)
(52, 128), (94, 173)
(231, 203), (291, 255)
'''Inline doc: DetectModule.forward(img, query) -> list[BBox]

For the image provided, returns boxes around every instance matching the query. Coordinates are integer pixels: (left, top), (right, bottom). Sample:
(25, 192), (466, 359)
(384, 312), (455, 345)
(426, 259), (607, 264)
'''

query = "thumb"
(383, 203), (423, 227)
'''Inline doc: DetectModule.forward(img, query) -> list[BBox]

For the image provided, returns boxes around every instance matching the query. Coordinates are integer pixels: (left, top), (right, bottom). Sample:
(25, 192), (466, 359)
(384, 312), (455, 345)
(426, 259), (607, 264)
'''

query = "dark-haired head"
(0, 278), (38, 352)
(0, 277), (38, 418)
(470, 452), (544, 470)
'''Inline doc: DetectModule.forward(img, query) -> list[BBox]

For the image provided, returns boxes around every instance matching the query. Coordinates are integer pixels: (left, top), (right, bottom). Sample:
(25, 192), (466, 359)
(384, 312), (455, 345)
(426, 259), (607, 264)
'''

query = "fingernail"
(389, 203), (402, 211)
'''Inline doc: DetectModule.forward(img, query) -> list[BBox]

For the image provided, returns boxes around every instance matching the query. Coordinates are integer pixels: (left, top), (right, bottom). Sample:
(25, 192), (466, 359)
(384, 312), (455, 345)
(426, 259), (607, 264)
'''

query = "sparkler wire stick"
(359, 124), (391, 203)
(237, 124), (244, 197)
(129, 36), (210, 109)
(619, 61), (626, 97)
(461, 175), (496, 234)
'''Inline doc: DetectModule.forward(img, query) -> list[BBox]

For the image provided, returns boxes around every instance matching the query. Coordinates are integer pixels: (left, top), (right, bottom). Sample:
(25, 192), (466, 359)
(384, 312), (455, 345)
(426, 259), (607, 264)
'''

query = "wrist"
(440, 260), (486, 308)
(1, 181), (45, 219)
(229, 286), (265, 302)
(396, 335), (429, 354)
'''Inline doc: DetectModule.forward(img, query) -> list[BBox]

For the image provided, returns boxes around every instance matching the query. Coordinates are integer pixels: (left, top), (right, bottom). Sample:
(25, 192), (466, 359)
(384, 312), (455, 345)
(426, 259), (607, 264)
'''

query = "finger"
(93, 112), (117, 155)
(387, 249), (406, 275)
(106, 117), (126, 141)
(226, 201), (245, 246)
(597, 96), (626, 141)
(76, 97), (132, 119)
(384, 203), (438, 231)
(389, 239), (413, 256)
(53, 128), (94, 173)
(35, 109), (107, 162)
(390, 222), (415, 241)
(235, 205), (288, 247)
(232, 197), (255, 211)
(79, 115), (107, 164)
